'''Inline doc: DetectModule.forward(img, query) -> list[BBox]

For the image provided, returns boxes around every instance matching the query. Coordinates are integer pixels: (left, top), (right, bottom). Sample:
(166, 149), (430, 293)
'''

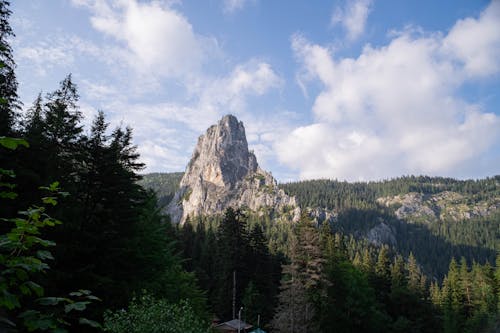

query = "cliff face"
(168, 115), (298, 224)
(376, 191), (500, 222)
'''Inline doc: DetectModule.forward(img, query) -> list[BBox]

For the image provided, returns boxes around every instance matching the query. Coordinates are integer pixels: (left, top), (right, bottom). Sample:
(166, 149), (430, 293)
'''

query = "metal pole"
(232, 270), (236, 319)
(238, 307), (243, 333)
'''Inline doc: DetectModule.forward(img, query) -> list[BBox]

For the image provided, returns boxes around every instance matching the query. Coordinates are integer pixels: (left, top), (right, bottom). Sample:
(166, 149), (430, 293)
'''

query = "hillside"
(141, 173), (500, 277)
(138, 172), (183, 208)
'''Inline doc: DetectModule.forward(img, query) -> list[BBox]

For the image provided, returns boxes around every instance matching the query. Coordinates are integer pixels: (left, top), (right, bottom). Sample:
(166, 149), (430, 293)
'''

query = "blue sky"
(10, 0), (500, 181)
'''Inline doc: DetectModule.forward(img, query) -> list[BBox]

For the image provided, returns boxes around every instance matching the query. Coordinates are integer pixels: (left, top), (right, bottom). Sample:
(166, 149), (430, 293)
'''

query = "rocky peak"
(168, 114), (298, 224)
(184, 114), (257, 190)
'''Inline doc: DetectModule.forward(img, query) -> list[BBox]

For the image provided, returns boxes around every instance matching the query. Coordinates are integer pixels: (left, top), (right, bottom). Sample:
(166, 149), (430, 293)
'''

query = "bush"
(103, 293), (210, 333)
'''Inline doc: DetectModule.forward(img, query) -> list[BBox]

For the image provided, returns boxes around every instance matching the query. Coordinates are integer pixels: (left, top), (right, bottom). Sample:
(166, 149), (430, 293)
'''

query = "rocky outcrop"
(168, 114), (298, 224)
(377, 191), (499, 222)
(307, 207), (337, 227)
(366, 222), (397, 246)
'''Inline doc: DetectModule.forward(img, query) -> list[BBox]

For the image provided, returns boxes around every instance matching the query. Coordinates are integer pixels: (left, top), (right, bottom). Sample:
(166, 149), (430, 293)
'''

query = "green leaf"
(39, 181), (60, 192)
(0, 191), (17, 199)
(37, 297), (68, 306)
(79, 317), (102, 328)
(0, 182), (16, 189)
(36, 250), (54, 261)
(0, 290), (21, 309)
(0, 137), (29, 150)
(84, 295), (101, 301)
(42, 196), (58, 206)
(69, 289), (91, 297)
(23, 317), (55, 331)
(20, 283), (31, 295)
(25, 281), (44, 297)
(18, 309), (40, 319)
(42, 217), (61, 227)
(0, 168), (15, 177)
(64, 301), (89, 313)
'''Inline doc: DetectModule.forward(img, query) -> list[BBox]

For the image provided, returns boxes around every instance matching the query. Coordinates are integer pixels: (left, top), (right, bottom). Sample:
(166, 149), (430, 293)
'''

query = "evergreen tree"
(442, 258), (464, 333)
(459, 257), (472, 318)
(318, 231), (385, 333)
(213, 208), (250, 319)
(271, 213), (323, 333)
(23, 93), (44, 140)
(374, 245), (391, 305)
(391, 255), (407, 290)
(270, 257), (309, 333)
(180, 219), (196, 271)
(0, 0), (19, 136)
(496, 252), (500, 314)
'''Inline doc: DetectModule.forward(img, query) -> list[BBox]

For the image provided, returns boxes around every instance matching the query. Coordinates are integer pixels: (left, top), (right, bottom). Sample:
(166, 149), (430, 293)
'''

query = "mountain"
(137, 172), (183, 208)
(281, 176), (500, 277)
(139, 117), (499, 277)
(166, 114), (298, 224)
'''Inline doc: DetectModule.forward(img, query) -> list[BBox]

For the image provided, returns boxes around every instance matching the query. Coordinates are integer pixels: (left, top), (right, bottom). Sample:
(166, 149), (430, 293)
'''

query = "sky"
(10, 0), (500, 182)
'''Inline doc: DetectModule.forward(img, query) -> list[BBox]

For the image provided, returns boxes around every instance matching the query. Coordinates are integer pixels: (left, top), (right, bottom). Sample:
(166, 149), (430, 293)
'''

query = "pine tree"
(44, 74), (82, 147)
(442, 258), (464, 333)
(242, 281), (263, 327)
(23, 93), (45, 139)
(429, 281), (441, 306)
(271, 213), (323, 333)
(180, 219), (196, 271)
(270, 257), (309, 333)
(407, 252), (423, 296)
(360, 248), (373, 275)
(391, 255), (407, 290)
(459, 257), (472, 318)
(495, 252), (500, 314)
(214, 208), (250, 319)
(0, 0), (19, 136)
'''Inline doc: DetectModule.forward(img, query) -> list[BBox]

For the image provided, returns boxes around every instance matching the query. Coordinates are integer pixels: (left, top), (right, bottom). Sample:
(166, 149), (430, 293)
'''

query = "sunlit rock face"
(168, 114), (297, 224)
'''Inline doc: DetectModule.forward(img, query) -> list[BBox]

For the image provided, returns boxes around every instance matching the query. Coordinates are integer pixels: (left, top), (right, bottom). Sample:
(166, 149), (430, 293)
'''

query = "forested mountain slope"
(138, 172), (183, 208)
(281, 176), (500, 278)
(142, 173), (500, 278)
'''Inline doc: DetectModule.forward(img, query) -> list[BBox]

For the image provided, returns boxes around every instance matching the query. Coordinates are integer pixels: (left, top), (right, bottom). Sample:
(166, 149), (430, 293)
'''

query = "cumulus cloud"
(82, 59), (283, 173)
(443, 0), (500, 77)
(67, 1), (285, 173)
(332, 0), (373, 41)
(281, 1), (500, 181)
(72, 0), (218, 79)
(196, 61), (283, 121)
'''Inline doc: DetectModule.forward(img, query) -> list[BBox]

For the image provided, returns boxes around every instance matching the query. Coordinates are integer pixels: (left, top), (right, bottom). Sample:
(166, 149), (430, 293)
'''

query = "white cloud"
(16, 35), (107, 77)
(67, 1), (285, 174)
(223, 0), (249, 14)
(73, 0), (218, 79)
(17, 44), (73, 76)
(332, 0), (373, 41)
(282, 1), (500, 181)
(80, 59), (284, 173)
(443, 0), (500, 77)
(196, 61), (283, 120)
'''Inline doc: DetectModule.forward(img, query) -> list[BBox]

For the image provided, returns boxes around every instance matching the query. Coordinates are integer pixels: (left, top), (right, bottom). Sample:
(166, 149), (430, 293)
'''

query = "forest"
(1, 0), (500, 332)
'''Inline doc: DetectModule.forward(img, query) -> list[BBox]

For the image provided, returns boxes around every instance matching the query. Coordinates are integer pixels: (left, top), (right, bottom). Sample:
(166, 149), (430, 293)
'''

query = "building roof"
(214, 318), (253, 331)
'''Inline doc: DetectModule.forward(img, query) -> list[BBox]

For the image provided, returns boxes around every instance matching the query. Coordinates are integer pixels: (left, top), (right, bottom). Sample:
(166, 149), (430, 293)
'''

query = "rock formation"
(168, 114), (298, 224)
(376, 191), (499, 222)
